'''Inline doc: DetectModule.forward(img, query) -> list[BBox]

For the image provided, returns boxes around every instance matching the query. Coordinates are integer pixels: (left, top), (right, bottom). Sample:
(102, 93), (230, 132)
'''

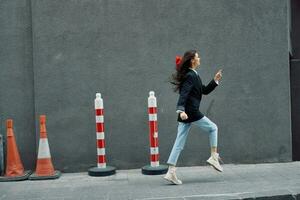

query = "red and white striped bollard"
(142, 91), (168, 175)
(88, 93), (116, 176)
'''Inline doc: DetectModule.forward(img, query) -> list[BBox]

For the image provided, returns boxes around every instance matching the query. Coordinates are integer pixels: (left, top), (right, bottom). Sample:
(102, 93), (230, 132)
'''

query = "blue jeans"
(167, 116), (218, 166)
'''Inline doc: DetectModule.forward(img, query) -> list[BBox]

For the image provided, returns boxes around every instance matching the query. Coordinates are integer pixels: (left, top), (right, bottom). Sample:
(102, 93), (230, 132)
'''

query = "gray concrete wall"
(0, 0), (291, 172)
(0, 0), (36, 170)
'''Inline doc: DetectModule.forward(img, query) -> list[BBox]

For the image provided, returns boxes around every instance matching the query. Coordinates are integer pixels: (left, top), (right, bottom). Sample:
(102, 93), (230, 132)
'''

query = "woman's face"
(191, 53), (200, 67)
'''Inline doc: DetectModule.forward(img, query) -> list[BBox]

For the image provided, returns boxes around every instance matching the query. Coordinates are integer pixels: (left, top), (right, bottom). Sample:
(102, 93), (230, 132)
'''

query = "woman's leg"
(167, 122), (191, 166)
(193, 116), (223, 172)
(193, 116), (218, 149)
(164, 122), (191, 185)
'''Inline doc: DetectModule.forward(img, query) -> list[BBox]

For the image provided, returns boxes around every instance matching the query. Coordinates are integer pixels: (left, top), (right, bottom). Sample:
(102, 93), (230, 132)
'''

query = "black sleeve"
(202, 79), (218, 95)
(176, 74), (194, 111)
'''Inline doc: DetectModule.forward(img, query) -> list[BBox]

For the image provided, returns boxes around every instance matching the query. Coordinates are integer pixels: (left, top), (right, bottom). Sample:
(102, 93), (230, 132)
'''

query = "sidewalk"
(0, 162), (300, 200)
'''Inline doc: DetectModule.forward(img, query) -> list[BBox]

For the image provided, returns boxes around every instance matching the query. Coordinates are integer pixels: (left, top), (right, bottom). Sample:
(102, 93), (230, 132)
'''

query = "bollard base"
(0, 170), (32, 182)
(29, 170), (61, 180)
(88, 166), (116, 177)
(142, 164), (168, 175)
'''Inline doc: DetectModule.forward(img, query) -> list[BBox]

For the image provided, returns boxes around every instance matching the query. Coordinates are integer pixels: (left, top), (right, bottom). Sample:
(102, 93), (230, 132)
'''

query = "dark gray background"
(291, 60), (300, 161)
(291, 0), (300, 161)
(0, 0), (292, 172)
(291, 0), (300, 58)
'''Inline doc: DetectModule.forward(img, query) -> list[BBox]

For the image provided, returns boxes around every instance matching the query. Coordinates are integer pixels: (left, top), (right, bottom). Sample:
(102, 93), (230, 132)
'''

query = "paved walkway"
(1, 162), (300, 200)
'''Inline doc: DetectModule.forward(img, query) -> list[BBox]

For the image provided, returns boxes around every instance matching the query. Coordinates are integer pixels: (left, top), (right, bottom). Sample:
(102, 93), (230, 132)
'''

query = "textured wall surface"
(1, 0), (291, 172)
(0, 0), (36, 170)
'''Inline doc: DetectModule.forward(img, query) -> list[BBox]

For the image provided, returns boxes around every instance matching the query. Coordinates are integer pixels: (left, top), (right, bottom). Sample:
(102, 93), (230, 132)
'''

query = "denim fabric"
(167, 116), (218, 166)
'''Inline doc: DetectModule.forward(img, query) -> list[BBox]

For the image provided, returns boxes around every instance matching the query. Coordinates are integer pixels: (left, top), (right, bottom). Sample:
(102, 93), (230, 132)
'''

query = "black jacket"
(177, 69), (218, 123)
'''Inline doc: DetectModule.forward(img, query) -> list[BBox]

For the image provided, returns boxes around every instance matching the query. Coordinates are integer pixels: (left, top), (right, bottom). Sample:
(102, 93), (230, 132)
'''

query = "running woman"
(164, 50), (223, 185)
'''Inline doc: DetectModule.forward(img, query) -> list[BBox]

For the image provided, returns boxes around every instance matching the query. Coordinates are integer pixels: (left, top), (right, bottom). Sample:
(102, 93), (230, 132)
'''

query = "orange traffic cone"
(0, 119), (31, 182)
(29, 115), (60, 180)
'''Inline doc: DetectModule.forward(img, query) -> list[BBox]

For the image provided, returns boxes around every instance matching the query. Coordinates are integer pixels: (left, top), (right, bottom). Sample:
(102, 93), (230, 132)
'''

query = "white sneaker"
(206, 152), (223, 172)
(163, 166), (182, 185)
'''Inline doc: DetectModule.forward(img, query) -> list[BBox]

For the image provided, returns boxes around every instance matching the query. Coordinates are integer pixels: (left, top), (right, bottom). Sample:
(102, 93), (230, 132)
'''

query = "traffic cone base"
(35, 158), (55, 176)
(142, 164), (168, 175)
(88, 166), (116, 177)
(0, 170), (31, 182)
(29, 170), (61, 180)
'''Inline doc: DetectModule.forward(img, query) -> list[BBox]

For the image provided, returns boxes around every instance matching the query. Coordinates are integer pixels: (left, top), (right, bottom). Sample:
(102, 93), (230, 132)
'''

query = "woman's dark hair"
(170, 50), (197, 92)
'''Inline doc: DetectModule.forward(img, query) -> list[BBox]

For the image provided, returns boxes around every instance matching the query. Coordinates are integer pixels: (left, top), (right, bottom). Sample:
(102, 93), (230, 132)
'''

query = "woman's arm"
(202, 80), (218, 95)
(202, 69), (222, 95)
